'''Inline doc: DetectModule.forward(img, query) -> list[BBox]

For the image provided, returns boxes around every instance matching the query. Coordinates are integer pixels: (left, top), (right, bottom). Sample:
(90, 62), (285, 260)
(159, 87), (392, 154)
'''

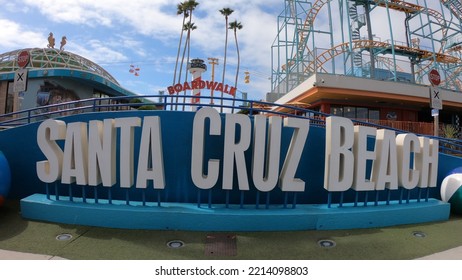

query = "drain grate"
(205, 234), (237, 256)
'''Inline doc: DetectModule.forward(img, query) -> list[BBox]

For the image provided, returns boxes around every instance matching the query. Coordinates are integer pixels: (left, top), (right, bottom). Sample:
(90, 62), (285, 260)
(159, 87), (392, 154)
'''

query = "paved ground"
(417, 246), (462, 260)
(1, 199), (462, 260)
(0, 249), (66, 260)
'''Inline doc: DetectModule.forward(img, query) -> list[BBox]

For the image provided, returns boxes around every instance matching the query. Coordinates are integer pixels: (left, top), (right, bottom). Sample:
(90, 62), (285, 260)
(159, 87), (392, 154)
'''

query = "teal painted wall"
(0, 110), (457, 205)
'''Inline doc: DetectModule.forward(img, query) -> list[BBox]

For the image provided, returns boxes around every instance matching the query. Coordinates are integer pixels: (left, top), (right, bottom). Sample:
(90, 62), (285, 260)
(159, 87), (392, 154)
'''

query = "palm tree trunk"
(173, 15), (186, 85)
(183, 31), (191, 111)
(232, 29), (240, 113)
(177, 35), (186, 110)
(220, 18), (229, 113)
(182, 8), (195, 111)
(173, 15), (186, 111)
(177, 32), (188, 111)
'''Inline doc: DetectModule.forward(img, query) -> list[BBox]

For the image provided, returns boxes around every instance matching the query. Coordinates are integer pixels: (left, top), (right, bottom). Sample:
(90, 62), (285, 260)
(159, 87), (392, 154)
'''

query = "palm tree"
(219, 7), (234, 112)
(184, 0), (199, 61)
(229, 20), (243, 113)
(181, 21), (197, 110)
(173, 2), (189, 86)
(177, 0), (199, 110)
(177, 1), (199, 83)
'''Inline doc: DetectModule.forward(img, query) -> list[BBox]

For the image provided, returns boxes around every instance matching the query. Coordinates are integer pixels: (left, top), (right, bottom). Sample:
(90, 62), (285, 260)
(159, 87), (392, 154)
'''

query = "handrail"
(1, 94), (461, 156)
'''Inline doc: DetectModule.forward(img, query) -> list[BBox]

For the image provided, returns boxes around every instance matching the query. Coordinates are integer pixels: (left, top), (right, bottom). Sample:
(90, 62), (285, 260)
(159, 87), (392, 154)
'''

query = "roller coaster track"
(294, 0), (449, 74)
(281, 0), (328, 74)
(278, 0), (460, 92)
(297, 0), (329, 57)
(372, 1), (448, 46)
(282, 48), (328, 73)
(298, 0), (448, 52)
(305, 39), (460, 73)
(448, 43), (462, 52)
(441, 0), (462, 22)
(376, 56), (405, 72)
(373, 0), (425, 13)
(441, 65), (462, 90)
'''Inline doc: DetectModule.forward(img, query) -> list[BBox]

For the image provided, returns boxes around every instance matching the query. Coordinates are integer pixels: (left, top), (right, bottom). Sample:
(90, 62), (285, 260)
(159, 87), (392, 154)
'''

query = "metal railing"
(1, 94), (461, 154)
(2, 94), (461, 210)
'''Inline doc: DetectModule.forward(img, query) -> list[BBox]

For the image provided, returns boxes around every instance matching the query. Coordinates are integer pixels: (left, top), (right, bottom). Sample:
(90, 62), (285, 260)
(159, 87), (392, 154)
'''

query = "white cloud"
(0, 19), (45, 50)
(0, 1), (31, 13)
(22, 0), (180, 36)
(17, 0), (279, 63)
(0, 0), (283, 99)
(69, 39), (128, 64)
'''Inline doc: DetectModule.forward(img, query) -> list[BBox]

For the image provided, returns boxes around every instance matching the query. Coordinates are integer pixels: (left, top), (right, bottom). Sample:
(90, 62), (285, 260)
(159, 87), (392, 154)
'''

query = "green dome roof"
(0, 48), (119, 85)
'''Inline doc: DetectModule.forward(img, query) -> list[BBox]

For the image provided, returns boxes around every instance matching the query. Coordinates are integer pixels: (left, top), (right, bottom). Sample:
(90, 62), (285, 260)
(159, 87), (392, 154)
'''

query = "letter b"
(324, 117), (354, 192)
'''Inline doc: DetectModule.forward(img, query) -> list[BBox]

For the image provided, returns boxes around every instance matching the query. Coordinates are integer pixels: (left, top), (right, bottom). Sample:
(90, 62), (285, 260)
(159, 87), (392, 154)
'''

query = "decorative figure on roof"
(411, 38), (420, 48)
(60, 36), (67, 51)
(47, 32), (55, 48)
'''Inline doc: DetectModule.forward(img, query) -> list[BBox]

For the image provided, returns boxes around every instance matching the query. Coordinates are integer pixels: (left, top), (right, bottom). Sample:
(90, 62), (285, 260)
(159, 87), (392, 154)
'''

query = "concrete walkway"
(416, 246), (462, 260)
(0, 246), (461, 260)
(0, 249), (66, 260)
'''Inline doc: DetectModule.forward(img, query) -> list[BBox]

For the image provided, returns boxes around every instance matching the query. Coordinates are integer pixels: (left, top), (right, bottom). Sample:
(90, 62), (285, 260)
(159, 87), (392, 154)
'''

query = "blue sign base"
(20, 193), (450, 231)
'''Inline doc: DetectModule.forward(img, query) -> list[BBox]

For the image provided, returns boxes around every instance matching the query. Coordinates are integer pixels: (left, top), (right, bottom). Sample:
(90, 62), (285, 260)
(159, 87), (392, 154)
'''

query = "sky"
(0, 0), (283, 102)
(0, 0), (456, 103)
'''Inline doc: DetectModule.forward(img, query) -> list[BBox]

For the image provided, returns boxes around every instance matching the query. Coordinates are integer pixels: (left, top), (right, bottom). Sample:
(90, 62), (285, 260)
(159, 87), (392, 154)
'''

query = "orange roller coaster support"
(305, 39), (460, 74)
(296, 0), (450, 74)
(372, 0), (448, 45)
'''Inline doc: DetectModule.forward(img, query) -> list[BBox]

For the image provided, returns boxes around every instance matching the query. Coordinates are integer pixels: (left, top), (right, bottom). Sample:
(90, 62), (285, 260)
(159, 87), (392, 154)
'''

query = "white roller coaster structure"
(272, 0), (462, 94)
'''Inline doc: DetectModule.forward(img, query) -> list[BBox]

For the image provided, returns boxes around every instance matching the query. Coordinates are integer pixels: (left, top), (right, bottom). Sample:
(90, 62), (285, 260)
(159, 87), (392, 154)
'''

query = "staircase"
(441, 0), (462, 21)
(348, 2), (365, 68)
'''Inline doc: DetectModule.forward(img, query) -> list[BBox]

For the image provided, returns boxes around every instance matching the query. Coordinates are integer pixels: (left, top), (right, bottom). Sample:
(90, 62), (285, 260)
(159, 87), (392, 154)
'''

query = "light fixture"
(317, 239), (336, 248)
(56, 233), (73, 241)
(412, 231), (427, 238)
(167, 240), (185, 249)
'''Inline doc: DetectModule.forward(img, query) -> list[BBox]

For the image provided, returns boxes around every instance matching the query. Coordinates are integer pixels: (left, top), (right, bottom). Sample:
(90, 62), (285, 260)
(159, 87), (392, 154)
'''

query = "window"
(330, 105), (380, 122)
(301, 106), (320, 118)
(343, 106), (356, 119)
(5, 82), (14, 114)
(356, 107), (368, 120)
(331, 106), (343, 116)
(369, 110), (380, 120)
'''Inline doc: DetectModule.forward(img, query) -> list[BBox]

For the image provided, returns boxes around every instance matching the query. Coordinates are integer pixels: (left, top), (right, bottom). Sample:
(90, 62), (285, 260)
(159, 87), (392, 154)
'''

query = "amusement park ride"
(4, 0), (462, 232)
(271, 0), (462, 94)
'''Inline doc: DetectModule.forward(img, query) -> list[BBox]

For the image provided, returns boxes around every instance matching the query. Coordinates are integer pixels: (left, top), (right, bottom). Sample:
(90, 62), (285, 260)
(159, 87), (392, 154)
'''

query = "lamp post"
(208, 58), (218, 105)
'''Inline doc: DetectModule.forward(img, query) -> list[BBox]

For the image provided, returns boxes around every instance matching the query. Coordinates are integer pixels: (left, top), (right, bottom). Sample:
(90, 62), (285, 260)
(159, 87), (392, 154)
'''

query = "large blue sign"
(0, 108), (454, 230)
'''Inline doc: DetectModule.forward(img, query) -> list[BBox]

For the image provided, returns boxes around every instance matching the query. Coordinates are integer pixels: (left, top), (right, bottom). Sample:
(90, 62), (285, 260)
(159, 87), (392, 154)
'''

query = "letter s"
(36, 119), (66, 183)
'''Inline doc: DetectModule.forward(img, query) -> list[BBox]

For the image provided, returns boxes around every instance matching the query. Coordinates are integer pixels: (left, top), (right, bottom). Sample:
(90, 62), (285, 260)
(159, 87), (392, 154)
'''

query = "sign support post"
(429, 69), (442, 137)
(12, 50), (30, 117)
